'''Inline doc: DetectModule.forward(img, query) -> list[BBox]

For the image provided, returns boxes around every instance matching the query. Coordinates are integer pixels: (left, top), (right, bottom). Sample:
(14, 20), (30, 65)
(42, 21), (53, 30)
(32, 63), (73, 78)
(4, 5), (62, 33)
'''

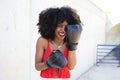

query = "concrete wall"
(0, 0), (109, 80)
(0, 0), (30, 80)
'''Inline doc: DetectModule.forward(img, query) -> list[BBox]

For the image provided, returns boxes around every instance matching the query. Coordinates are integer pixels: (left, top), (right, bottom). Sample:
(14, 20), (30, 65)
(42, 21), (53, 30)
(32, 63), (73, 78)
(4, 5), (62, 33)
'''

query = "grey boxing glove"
(65, 24), (82, 51)
(45, 50), (67, 68)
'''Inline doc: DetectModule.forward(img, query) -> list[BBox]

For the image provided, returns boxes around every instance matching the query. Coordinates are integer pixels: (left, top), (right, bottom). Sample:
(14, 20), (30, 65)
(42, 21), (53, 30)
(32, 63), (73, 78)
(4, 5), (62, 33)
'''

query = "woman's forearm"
(68, 50), (76, 70)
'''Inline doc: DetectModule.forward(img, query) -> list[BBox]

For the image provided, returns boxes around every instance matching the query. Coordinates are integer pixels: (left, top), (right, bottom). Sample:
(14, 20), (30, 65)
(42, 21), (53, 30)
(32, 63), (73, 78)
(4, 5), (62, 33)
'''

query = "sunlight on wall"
(90, 0), (120, 25)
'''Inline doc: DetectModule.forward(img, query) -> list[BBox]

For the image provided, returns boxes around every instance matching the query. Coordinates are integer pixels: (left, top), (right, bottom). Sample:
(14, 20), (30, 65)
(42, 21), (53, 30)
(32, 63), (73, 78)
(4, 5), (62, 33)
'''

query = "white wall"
(0, 0), (30, 80)
(0, 0), (109, 80)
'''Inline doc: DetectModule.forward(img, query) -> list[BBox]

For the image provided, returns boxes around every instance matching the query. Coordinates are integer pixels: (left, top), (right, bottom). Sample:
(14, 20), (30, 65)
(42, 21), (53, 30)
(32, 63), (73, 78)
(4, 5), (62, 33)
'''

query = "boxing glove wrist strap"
(67, 43), (78, 51)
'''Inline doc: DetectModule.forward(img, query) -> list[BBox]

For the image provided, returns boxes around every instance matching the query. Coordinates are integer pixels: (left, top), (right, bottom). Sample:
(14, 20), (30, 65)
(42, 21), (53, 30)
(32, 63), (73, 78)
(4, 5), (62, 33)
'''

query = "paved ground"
(78, 64), (120, 80)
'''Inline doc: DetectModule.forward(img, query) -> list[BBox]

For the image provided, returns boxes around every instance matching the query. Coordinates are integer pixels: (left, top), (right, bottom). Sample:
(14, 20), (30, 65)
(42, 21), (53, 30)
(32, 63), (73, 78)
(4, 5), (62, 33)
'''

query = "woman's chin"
(59, 36), (65, 40)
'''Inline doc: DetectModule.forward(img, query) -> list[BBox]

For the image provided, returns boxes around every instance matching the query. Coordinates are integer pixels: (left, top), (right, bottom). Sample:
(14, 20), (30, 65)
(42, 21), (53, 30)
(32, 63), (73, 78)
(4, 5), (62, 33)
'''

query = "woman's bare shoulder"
(37, 37), (47, 42)
(36, 37), (48, 47)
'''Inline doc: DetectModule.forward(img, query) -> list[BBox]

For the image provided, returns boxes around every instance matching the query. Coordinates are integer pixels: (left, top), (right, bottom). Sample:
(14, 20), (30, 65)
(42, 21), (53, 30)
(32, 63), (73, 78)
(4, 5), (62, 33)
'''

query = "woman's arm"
(68, 50), (76, 70)
(35, 37), (48, 71)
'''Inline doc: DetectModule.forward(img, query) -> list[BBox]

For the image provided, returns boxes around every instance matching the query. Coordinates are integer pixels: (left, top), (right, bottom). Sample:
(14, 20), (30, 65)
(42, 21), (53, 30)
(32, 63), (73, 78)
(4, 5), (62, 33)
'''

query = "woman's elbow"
(68, 66), (75, 70)
(35, 64), (40, 71)
(35, 62), (42, 71)
(68, 64), (76, 70)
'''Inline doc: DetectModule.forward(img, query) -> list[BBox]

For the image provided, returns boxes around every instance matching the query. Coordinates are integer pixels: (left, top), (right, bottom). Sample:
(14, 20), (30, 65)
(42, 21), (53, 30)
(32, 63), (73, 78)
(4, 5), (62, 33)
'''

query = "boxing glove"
(45, 50), (67, 68)
(65, 24), (82, 51)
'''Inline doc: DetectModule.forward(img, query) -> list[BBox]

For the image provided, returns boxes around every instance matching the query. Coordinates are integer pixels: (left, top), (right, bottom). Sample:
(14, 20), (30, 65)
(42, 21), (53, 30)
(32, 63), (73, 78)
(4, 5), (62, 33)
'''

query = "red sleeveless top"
(40, 40), (70, 78)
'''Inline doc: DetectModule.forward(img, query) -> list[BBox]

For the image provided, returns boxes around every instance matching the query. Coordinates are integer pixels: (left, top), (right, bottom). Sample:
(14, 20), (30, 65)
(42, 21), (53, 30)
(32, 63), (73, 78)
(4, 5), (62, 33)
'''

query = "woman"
(35, 6), (82, 80)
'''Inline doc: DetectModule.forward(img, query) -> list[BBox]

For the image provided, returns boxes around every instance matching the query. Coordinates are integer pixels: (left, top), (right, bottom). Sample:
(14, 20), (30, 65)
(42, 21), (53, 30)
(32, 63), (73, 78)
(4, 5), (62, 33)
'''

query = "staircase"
(96, 44), (120, 66)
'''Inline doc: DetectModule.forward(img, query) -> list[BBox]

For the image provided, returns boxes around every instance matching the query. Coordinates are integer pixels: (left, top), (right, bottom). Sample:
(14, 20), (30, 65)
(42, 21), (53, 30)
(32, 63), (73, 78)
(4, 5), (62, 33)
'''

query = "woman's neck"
(52, 39), (64, 46)
(51, 40), (64, 50)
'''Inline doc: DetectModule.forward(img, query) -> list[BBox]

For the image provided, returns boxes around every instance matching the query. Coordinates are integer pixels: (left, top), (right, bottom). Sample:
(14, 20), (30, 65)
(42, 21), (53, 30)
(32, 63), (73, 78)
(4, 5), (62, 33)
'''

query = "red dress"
(40, 40), (70, 78)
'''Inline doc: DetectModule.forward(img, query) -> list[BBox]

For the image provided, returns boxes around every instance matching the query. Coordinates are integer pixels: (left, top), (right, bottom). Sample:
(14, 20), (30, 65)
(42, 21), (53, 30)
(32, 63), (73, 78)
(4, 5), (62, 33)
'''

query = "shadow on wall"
(106, 23), (120, 44)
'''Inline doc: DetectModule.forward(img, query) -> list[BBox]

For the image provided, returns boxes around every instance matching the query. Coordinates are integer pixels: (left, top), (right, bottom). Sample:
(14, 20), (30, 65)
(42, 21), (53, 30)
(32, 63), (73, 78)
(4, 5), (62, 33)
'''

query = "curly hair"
(37, 6), (81, 40)
(61, 6), (81, 25)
